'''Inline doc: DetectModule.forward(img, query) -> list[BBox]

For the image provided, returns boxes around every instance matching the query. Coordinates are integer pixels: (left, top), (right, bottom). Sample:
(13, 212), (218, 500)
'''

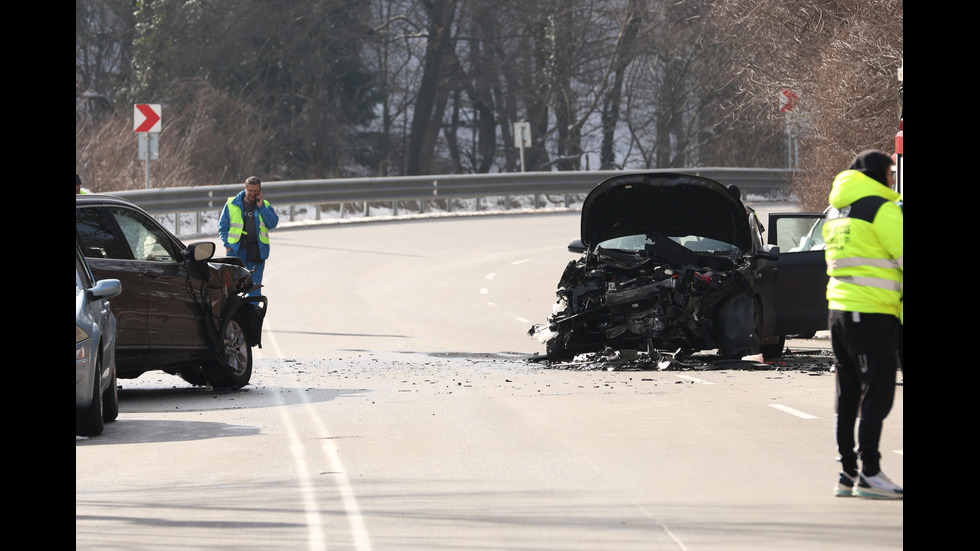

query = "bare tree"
(76, 0), (136, 120)
(405, 0), (459, 175)
(600, 0), (645, 170)
(80, 0), (898, 188)
(708, 0), (903, 209)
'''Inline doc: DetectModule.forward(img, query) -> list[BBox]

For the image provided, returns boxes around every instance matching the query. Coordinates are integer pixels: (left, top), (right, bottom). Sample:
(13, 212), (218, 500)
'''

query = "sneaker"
(853, 471), (903, 499)
(834, 472), (856, 497)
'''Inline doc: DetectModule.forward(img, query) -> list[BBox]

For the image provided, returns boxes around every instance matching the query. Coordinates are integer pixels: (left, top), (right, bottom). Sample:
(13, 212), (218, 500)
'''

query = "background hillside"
(76, 0), (902, 212)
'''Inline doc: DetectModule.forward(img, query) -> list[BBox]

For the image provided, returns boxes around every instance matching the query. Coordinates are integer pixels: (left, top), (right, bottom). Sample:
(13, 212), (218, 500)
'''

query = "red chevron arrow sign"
(134, 104), (162, 132)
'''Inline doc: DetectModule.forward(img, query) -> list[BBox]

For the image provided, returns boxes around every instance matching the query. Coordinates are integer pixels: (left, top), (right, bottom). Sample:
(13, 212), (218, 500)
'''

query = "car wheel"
(545, 334), (574, 361)
(717, 294), (760, 359)
(178, 367), (210, 387)
(103, 365), (119, 423)
(761, 335), (786, 360)
(752, 297), (786, 360)
(77, 357), (105, 436)
(203, 316), (253, 389)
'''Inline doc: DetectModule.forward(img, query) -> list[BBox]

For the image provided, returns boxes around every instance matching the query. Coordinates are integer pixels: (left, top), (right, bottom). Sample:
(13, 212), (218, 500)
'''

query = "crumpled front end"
(197, 260), (268, 349)
(530, 234), (757, 360)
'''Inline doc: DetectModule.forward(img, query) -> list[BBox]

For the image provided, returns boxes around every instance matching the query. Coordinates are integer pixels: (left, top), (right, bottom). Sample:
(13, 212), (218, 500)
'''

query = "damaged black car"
(76, 194), (267, 389)
(529, 173), (827, 362)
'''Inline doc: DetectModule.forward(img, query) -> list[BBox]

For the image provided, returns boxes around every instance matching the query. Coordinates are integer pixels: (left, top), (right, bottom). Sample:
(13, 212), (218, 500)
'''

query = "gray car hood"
(580, 172), (753, 250)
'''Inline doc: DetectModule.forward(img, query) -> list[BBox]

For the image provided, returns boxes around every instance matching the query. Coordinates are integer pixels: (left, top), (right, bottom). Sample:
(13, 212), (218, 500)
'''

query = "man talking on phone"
(219, 176), (280, 297)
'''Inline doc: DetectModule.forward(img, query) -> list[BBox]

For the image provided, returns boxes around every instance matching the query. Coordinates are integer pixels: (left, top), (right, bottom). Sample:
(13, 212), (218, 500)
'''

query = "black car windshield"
(596, 234), (739, 256)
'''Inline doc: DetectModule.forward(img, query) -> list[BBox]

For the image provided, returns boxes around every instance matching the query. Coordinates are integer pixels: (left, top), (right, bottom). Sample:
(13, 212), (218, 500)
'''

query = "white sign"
(138, 133), (159, 160)
(134, 104), (162, 133)
(514, 122), (531, 148)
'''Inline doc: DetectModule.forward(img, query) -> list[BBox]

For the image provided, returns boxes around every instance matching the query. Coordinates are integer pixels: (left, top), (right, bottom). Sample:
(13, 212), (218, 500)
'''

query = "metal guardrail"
(112, 168), (794, 236)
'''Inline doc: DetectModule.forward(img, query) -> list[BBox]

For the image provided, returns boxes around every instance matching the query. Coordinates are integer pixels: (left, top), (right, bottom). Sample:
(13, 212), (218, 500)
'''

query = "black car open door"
(767, 212), (829, 337)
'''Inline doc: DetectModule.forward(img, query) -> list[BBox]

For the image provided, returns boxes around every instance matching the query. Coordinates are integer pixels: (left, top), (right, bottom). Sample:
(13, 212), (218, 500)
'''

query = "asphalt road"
(76, 207), (903, 550)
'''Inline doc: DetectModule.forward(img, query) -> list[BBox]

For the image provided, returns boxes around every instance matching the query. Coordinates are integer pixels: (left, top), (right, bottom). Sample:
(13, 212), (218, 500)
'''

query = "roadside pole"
(514, 121), (531, 172)
(779, 89), (799, 171)
(134, 104), (162, 188)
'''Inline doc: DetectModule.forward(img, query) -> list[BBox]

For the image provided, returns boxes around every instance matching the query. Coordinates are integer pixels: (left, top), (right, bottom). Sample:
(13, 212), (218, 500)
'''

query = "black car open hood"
(580, 173), (753, 250)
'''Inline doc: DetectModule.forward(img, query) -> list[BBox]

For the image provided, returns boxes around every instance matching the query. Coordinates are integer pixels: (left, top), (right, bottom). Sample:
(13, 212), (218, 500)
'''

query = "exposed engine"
(532, 232), (756, 360)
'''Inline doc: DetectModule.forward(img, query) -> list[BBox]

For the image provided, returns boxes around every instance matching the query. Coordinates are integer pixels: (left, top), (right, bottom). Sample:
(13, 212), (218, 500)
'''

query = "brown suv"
(75, 194), (267, 389)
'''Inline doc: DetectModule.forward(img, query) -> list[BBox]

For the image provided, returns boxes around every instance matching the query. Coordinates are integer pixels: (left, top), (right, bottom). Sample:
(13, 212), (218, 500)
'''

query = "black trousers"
(829, 310), (901, 476)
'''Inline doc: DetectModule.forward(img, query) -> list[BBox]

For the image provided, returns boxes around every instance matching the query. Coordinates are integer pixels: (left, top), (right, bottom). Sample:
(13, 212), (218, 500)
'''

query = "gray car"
(76, 242), (122, 436)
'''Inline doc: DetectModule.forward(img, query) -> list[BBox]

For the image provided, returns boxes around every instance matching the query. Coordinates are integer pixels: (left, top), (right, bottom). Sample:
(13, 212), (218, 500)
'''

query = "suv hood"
(580, 173), (753, 250)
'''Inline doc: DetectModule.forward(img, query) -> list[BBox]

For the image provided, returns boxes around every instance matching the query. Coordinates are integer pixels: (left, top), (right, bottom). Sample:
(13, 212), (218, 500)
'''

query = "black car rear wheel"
(203, 316), (253, 389)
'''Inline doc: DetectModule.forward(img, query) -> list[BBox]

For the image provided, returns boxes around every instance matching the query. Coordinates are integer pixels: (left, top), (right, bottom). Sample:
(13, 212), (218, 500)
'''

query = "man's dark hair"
(849, 150), (892, 186)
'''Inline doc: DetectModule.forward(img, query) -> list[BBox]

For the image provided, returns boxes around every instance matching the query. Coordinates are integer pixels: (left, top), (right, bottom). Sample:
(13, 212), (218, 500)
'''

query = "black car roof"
(580, 172), (753, 249)
(75, 193), (142, 208)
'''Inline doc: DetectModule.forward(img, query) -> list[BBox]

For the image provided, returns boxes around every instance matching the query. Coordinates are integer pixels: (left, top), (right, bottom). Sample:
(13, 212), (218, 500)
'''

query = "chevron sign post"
(134, 104), (162, 188)
(134, 104), (162, 132)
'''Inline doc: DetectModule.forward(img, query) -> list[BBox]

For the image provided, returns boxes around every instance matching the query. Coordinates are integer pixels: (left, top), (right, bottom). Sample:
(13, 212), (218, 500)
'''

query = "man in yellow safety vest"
(823, 150), (903, 500)
(219, 176), (279, 297)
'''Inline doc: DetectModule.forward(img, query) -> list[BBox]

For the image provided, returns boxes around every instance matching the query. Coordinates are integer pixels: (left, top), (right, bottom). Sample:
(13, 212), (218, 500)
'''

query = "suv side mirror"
(186, 241), (216, 262)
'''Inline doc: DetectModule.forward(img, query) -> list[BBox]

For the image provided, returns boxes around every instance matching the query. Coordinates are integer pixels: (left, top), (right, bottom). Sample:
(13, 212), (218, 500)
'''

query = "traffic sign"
(779, 89), (798, 112)
(134, 104), (162, 133)
(514, 121), (531, 148)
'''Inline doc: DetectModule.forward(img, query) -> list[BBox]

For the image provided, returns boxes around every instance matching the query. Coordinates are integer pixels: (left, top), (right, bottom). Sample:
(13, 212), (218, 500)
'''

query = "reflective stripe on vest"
(823, 197), (902, 314)
(225, 197), (270, 245)
(827, 253), (903, 292)
(225, 198), (245, 244)
(829, 275), (902, 292)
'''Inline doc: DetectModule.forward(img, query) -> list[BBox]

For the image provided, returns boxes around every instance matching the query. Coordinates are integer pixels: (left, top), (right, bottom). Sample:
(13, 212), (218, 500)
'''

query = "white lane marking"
(674, 375), (713, 385)
(480, 288), (489, 294)
(274, 396), (326, 549)
(260, 322), (284, 360)
(894, 450), (903, 456)
(486, 273), (496, 279)
(768, 404), (819, 419)
(588, 458), (690, 551)
(263, 319), (372, 551)
(516, 317), (530, 323)
(307, 401), (372, 551)
(512, 259), (531, 265)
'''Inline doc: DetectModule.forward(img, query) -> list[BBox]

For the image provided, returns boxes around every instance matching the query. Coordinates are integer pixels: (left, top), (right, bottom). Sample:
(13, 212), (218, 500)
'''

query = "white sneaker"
(834, 472), (856, 497)
(853, 471), (903, 499)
